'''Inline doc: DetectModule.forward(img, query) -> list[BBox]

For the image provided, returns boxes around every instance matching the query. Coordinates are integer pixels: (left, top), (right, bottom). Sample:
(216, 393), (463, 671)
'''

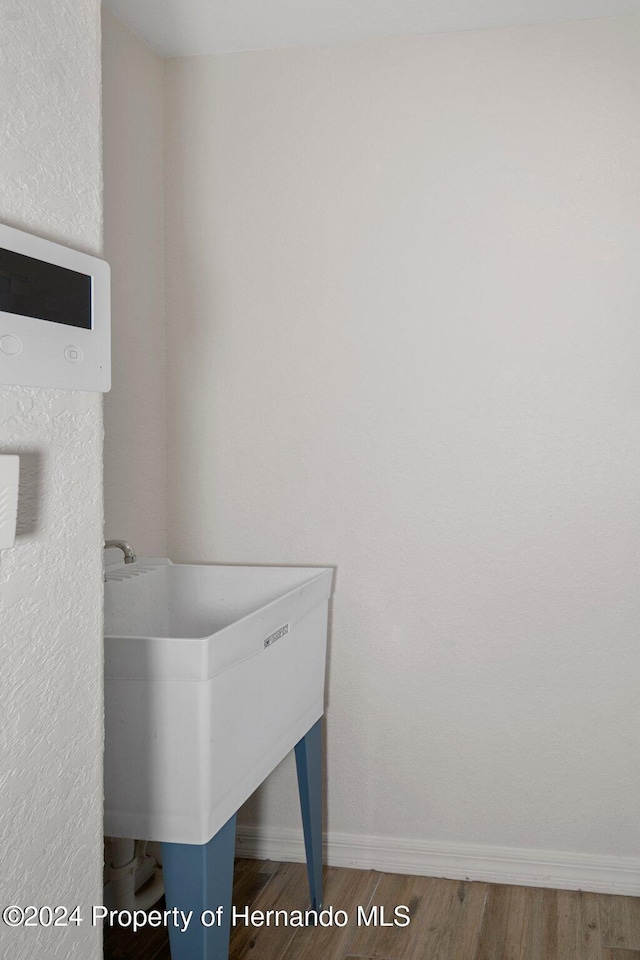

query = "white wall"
(0, 2), (104, 957)
(164, 16), (640, 891)
(102, 8), (167, 555)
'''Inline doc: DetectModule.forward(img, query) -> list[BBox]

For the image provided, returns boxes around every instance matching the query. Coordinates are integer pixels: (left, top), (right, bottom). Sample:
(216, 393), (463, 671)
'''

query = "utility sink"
(104, 559), (332, 845)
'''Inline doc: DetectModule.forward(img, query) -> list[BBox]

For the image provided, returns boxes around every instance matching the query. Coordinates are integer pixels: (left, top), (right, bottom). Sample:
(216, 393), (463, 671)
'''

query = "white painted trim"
(236, 827), (640, 897)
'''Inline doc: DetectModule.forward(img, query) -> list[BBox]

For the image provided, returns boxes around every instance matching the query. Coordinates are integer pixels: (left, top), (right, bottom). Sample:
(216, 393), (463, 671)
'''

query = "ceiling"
(103, 0), (640, 57)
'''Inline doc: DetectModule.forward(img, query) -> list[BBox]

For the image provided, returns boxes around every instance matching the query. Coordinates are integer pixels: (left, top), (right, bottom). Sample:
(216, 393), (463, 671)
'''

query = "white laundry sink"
(104, 559), (332, 845)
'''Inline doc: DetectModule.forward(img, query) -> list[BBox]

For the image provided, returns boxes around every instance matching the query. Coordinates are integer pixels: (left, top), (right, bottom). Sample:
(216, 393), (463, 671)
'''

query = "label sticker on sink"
(264, 623), (289, 648)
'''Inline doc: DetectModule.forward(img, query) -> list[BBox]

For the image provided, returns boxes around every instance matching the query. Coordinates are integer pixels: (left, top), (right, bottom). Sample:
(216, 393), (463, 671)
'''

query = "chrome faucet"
(104, 540), (137, 564)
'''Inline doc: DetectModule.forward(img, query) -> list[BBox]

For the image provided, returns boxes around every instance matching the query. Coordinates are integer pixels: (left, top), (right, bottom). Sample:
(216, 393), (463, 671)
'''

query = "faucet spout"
(105, 540), (137, 565)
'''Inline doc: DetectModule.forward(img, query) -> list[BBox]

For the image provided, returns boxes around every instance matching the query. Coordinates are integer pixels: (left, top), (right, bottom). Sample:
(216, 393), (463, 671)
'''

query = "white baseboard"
(236, 827), (640, 897)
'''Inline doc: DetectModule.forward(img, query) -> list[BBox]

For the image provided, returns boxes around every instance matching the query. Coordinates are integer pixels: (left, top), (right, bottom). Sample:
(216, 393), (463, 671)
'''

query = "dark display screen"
(0, 247), (92, 329)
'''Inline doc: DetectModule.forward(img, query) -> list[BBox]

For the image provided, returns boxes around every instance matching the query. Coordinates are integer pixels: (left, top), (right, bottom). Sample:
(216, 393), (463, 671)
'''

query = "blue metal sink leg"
(162, 813), (237, 960)
(161, 718), (322, 959)
(295, 717), (323, 911)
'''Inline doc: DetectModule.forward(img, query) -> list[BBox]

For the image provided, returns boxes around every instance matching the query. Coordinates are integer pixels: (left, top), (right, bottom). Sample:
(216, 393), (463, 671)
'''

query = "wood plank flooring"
(103, 860), (640, 960)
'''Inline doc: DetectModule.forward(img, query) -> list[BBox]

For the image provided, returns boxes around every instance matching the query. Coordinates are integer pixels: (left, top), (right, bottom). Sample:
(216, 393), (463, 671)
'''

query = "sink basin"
(104, 559), (332, 845)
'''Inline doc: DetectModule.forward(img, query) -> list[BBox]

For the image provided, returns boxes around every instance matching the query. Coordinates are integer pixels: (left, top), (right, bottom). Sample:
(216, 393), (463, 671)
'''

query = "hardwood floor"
(104, 860), (640, 960)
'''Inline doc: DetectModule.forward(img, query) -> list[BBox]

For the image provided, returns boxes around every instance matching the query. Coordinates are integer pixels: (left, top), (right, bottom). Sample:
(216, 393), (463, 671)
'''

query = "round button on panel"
(64, 345), (83, 364)
(0, 334), (22, 356)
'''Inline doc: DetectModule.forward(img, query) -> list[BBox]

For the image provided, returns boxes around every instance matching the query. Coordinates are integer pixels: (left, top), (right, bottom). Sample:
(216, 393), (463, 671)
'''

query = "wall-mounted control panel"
(0, 223), (110, 392)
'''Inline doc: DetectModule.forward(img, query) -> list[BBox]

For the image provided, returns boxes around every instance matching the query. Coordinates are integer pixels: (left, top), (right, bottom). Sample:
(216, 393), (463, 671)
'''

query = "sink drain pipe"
(108, 838), (164, 912)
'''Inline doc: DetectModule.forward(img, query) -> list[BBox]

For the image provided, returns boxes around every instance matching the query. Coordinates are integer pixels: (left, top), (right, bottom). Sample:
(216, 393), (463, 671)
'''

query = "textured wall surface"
(102, 8), (167, 556)
(164, 16), (640, 882)
(0, 2), (104, 958)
